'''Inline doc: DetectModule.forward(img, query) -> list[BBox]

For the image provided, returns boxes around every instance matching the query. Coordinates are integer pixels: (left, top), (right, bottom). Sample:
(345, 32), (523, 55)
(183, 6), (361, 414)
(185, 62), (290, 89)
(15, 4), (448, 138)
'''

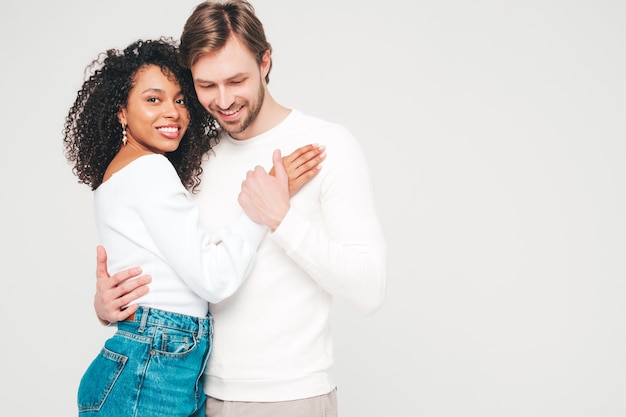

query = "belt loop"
(138, 307), (149, 333)
(197, 318), (204, 341)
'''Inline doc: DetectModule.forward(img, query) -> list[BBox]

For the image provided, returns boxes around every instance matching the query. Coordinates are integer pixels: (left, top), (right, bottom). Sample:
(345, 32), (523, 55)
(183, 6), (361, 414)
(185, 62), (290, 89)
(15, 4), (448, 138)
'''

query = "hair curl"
(63, 37), (217, 191)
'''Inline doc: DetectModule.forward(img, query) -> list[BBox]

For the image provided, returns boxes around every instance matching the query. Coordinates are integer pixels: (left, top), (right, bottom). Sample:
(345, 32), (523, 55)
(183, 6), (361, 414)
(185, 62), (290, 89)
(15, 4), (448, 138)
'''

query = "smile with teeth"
(219, 106), (243, 116)
(158, 127), (179, 132)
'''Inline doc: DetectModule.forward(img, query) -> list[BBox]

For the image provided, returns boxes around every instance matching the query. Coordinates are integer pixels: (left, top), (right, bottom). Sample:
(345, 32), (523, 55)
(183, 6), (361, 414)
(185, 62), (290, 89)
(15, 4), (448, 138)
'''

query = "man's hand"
(94, 245), (151, 325)
(270, 144), (325, 196)
(239, 150), (291, 231)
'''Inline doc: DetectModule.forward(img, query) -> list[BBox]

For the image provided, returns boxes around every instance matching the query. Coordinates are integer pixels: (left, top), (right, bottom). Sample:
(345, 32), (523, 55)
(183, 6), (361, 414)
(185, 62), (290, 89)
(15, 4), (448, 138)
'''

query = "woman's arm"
(93, 144), (325, 324)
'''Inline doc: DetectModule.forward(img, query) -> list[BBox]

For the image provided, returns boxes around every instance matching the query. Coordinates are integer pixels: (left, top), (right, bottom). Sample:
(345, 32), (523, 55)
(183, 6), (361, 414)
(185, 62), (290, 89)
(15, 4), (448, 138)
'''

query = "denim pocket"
(77, 348), (127, 412)
(152, 327), (197, 357)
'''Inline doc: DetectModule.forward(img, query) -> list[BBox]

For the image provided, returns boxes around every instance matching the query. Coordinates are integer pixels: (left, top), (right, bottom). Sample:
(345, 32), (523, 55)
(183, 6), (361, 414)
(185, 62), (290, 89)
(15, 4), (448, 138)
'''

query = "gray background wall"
(1, 0), (625, 415)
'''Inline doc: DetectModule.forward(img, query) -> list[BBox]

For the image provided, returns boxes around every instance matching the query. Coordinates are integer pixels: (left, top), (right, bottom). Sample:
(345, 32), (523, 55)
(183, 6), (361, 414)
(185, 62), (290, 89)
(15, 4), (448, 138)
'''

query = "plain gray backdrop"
(1, 0), (625, 416)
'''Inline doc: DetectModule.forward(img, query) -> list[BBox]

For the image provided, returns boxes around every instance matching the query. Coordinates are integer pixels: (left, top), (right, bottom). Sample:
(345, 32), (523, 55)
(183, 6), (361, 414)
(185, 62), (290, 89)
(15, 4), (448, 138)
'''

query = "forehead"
(131, 65), (180, 89)
(190, 36), (258, 81)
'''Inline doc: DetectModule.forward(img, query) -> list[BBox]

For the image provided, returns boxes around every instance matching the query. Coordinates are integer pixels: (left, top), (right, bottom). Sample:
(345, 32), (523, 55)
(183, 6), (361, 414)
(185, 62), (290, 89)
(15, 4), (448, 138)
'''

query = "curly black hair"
(63, 37), (218, 191)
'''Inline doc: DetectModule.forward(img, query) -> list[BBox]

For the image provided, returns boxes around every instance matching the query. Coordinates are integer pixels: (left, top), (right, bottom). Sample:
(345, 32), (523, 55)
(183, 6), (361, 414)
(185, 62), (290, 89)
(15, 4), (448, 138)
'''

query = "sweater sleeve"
(270, 128), (387, 314)
(128, 155), (267, 303)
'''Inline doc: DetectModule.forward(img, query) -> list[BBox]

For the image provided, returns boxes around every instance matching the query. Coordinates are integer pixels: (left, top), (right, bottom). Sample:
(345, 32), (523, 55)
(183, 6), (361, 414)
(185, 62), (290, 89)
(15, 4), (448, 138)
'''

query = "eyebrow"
(140, 88), (183, 95)
(194, 73), (247, 84)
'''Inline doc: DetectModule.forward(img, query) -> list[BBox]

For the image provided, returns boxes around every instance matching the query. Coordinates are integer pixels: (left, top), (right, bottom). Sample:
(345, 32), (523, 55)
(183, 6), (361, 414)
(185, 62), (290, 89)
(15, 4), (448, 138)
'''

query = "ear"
(260, 50), (271, 80)
(117, 107), (127, 126)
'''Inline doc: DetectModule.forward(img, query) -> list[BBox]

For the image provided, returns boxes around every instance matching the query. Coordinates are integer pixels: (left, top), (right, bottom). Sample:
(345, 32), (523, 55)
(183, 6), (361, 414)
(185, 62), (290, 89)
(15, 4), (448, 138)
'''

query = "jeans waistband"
(118, 306), (211, 335)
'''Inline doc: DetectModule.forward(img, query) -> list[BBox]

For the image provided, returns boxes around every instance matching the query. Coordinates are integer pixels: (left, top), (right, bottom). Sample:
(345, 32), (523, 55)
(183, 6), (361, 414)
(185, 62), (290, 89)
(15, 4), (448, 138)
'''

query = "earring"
(121, 124), (128, 146)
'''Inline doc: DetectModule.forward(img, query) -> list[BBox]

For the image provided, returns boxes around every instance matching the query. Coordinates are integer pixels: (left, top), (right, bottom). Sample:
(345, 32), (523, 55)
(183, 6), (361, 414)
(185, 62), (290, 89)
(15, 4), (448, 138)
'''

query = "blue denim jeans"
(78, 307), (212, 417)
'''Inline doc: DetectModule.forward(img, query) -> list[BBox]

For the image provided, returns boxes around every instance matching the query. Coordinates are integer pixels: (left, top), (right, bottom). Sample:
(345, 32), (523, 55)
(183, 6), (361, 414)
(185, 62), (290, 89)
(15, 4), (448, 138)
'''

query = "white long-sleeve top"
(94, 154), (267, 318)
(192, 110), (387, 401)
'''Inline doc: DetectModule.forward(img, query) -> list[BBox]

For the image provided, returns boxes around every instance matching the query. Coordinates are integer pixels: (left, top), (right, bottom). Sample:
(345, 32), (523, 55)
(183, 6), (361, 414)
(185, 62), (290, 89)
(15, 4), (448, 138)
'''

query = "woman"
(63, 38), (322, 416)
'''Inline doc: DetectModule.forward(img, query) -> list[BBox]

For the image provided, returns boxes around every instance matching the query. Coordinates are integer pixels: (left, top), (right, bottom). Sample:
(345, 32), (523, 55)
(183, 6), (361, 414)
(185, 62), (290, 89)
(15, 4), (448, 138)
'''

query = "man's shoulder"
(289, 109), (353, 138)
(292, 109), (340, 127)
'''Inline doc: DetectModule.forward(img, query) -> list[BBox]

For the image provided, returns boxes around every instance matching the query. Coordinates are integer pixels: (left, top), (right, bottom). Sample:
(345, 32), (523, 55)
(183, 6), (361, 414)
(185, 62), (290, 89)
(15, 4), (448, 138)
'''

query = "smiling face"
(191, 35), (270, 140)
(117, 65), (190, 154)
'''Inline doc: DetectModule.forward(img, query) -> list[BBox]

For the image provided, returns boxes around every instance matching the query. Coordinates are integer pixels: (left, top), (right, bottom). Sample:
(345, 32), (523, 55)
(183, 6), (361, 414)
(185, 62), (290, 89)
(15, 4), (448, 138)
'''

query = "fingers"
(258, 144), (326, 196)
(290, 167), (320, 194)
(284, 145), (325, 196)
(95, 274), (151, 324)
(272, 149), (288, 184)
(118, 304), (139, 322)
(111, 267), (144, 286)
(238, 151), (291, 230)
(291, 144), (325, 170)
(94, 247), (150, 325)
(270, 144), (325, 178)
(95, 245), (110, 279)
(282, 144), (313, 165)
(286, 144), (322, 165)
(111, 280), (150, 315)
(97, 245), (143, 286)
(113, 273), (151, 297)
(96, 266), (144, 296)
(289, 146), (325, 179)
(294, 150), (325, 177)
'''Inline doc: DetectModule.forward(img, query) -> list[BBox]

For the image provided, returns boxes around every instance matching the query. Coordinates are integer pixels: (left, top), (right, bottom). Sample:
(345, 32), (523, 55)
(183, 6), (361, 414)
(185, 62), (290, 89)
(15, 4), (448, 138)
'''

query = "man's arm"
(268, 129), (387, 314)
(94, 245), (151, 325)
(239, 132), (386, 314)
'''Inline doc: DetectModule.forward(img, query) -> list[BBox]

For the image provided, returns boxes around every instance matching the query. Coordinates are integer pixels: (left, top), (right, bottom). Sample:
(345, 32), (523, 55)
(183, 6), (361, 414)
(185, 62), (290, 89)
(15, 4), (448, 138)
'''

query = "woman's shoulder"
(101, 153), (176, 187)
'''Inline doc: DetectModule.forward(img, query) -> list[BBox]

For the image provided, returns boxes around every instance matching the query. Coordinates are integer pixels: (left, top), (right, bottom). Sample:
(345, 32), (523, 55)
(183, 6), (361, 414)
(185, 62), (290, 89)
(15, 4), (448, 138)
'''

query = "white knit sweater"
(94, 154), (267, 318)
(192, 110), (387, 401)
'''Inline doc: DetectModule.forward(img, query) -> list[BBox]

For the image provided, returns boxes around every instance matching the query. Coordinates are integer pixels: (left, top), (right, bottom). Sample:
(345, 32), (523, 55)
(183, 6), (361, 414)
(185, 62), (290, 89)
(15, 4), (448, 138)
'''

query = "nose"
(216, 86), (234, 110)
(162, 100), (180, 119)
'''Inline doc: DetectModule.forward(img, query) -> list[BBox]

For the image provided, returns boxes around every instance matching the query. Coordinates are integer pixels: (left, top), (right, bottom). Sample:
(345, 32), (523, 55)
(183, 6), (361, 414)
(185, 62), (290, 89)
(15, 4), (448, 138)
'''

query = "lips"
(217, 105), (243, 121)
(157, 126), (181, 139)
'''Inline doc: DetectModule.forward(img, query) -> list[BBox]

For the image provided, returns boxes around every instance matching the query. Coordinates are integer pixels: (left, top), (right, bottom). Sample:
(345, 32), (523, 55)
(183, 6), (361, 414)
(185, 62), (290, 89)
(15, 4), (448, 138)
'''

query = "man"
(95, 1), (386, 415)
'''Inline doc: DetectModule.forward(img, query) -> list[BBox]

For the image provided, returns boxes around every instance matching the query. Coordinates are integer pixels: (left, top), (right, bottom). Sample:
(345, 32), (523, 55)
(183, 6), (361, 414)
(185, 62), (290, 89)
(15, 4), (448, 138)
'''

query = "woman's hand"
(270, 144), (325, 196)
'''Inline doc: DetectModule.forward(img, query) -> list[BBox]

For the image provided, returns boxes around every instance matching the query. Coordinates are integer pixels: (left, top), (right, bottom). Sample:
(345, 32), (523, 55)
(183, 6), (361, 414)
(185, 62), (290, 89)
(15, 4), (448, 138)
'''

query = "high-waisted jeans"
(77, 307), (212, 417)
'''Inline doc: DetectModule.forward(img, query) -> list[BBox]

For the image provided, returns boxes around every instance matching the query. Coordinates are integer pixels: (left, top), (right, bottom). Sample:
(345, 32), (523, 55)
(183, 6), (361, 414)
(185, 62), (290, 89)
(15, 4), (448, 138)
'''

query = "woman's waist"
(118, 306), (211, 334)
(126, 282), (209, 317)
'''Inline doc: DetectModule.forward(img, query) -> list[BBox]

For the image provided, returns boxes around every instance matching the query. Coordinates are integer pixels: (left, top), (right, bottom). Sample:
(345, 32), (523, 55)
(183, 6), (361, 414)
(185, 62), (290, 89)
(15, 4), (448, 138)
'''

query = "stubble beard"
(213, 85), (265, 136)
